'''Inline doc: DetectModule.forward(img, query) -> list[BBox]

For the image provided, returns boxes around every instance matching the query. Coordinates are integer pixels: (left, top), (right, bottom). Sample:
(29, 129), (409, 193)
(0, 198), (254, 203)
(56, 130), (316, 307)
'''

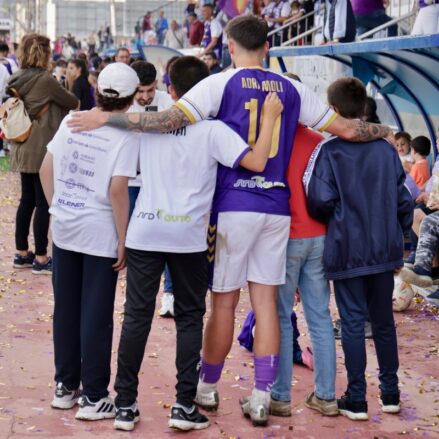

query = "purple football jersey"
(201, 20), (222, 59)
(212, 69), (301, 216)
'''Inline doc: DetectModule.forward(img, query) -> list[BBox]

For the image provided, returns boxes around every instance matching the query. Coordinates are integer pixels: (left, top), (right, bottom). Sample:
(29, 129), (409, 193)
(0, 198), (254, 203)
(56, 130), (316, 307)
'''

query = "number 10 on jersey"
(244, 98), (281, 158)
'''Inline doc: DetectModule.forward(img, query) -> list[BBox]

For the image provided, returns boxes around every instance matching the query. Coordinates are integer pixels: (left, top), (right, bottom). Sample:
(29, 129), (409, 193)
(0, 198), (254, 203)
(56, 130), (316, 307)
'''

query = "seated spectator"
(409, 135), (431, 190)
(351, 0), (396, 37)
(395, 131), (413, 168)
(67, 58), (94, 111)
(204, 51), (222, 74)
(323, 0), (356, 44)
(400, 209), (439, 289)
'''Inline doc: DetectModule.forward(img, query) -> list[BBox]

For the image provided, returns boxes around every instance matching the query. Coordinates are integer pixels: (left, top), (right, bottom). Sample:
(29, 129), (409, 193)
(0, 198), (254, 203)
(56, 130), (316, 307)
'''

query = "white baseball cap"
(97, 62), (140, 98)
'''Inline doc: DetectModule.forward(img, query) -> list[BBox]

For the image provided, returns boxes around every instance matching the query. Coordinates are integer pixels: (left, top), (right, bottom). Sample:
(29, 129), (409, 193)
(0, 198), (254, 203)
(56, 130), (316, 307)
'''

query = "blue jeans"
(164, 264), (173, 293)
(355, 10), (397, 37)
(128, 186), (140, 219)
(271, 236), (336, 402)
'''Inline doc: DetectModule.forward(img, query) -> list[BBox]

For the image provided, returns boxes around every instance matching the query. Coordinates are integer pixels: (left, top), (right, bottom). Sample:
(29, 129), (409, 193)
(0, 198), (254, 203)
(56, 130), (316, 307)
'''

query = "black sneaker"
(75, 395), (116, 420)
(51, 382), (80, 409)
(32, 257), (52, 275)
(379, 393), (400, 414)
(114, 403), (140, 431)
(168, 405), (210, 431)
(13, 251), (35, 269)
(337, 394), (368, 421)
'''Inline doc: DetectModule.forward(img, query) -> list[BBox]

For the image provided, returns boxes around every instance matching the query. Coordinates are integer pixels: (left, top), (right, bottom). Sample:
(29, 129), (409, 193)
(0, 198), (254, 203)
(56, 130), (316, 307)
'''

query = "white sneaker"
(75, 395), (116, 420)
(0, 150), (5, 157)
(240, 388), (270, 426)
(159, 293), (174, 318)
(51, 382), (80, 409)
(194, 381), (219, 411)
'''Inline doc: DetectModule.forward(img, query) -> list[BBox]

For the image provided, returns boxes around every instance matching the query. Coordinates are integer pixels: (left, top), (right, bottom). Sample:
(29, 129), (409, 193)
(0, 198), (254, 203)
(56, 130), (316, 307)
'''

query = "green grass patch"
(0, 156), (10, 172)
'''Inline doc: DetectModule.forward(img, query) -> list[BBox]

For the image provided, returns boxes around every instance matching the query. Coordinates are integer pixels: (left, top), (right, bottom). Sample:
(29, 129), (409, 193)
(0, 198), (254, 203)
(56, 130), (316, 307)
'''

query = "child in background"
(409, 135), (431, 190)
(304, 77), (413, 421)
(395, 131), (413, 170)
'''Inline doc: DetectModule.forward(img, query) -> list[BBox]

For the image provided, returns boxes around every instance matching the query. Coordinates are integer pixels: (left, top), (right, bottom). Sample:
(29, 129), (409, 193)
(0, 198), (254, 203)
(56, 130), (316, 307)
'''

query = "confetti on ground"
(0, 169), (437, 438)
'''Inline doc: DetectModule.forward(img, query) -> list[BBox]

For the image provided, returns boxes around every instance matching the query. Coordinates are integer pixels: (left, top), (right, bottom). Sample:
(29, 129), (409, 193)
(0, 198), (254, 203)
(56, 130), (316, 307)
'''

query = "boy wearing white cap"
(39, 63), (140, 421)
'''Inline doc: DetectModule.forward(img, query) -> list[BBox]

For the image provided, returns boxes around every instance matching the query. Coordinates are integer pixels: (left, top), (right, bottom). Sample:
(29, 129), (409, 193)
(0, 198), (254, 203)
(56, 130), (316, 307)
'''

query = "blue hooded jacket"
(304, 136), (414, 281)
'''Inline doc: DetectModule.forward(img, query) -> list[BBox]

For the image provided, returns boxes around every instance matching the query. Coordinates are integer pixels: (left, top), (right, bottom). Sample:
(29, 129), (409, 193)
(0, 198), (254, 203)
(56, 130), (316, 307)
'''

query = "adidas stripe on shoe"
(75, 395), (116, 420)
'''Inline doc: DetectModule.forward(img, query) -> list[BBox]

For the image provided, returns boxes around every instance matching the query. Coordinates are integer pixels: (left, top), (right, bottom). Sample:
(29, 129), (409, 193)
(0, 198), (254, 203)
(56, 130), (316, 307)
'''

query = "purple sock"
(254, 354), (280, 392)
(199, 359), (224, 384)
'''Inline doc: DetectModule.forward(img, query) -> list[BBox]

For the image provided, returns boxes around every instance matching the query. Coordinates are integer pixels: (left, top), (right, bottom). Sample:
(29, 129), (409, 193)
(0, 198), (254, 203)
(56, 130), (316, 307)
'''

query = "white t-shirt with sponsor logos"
(126, 120), (250, 253)
(47, 115), (139, 258)
(128, 90), (174, 187)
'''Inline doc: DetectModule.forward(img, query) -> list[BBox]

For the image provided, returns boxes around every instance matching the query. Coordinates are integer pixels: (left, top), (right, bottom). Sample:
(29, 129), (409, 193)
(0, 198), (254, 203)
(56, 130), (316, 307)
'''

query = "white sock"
(197, 379), (217, 393)
(252, 387), (271, 405)
(174, 403), (195, 413)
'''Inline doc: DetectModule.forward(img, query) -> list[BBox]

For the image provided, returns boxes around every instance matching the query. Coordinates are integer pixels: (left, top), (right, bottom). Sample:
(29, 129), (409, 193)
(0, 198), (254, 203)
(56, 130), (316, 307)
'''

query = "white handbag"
(0, 88), (48, 143)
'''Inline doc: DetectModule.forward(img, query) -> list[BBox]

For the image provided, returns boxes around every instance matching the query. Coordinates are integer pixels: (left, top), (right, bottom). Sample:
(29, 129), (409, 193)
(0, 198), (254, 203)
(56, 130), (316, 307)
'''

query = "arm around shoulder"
(324, 114), (394, 144)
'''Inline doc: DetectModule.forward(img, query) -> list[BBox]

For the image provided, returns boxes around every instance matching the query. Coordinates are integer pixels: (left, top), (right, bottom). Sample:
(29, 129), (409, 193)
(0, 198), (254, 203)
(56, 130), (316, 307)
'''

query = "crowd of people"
(0, 8), (437, 437)
(136, 0), (439, 54)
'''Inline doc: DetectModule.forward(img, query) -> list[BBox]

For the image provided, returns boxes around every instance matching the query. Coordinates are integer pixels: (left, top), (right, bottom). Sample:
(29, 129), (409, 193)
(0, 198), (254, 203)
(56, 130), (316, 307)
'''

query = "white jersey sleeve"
(287, 78), (337, 131)
(112, 133), (140, 177)
(209, 121), (251, 169)
(210, 19), (223, 38)
(281, 2), (291, 17)
(176, 70), (236, 122)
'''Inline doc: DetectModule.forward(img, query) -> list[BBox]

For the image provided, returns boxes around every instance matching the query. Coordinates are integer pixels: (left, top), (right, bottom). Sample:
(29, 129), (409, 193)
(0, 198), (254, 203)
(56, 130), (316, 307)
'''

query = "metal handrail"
(267, 9), (316, 37)
(281, 24), (323, 46)
(358, 10), (417, 40)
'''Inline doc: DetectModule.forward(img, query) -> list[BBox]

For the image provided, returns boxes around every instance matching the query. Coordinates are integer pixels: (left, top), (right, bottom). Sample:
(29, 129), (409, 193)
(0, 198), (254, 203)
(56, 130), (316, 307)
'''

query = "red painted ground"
(0, 170), (438, 439)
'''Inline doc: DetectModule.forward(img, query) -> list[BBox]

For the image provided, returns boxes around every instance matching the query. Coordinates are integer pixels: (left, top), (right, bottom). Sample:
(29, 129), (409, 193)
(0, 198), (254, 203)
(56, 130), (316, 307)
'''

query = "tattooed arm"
(325, 114), (395, 144)
(67, 105), (191, 133)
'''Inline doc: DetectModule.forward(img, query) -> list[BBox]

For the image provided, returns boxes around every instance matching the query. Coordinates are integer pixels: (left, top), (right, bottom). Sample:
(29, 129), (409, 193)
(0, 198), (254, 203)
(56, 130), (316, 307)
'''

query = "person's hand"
(394, 267), (402, 274)
(263, 92), (283, 121)
(384, 131), (396, 147)
(113, 243), (127, 272)
(416, 192), (429, 204)
(67, 107), (110, 132)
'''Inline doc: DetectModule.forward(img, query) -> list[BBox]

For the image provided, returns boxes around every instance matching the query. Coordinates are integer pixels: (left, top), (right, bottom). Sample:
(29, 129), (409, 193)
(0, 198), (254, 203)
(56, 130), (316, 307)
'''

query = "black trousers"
(114, 249), (208, 408)
(52, 244), (118, 400)
(334, 271), (399, 401)
(15, 173), (50, 256)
